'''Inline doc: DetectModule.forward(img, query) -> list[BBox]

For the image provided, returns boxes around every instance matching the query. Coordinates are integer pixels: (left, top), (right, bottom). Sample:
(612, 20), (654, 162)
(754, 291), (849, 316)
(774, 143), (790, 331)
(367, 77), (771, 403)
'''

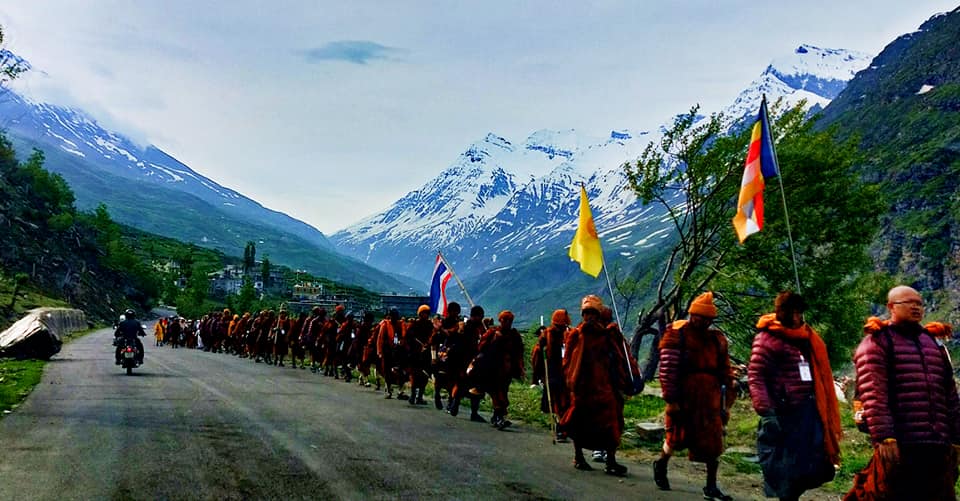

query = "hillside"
(0, 133), (155, 324)
(818, 7), (960, 318)
(0, 89), (414, 294)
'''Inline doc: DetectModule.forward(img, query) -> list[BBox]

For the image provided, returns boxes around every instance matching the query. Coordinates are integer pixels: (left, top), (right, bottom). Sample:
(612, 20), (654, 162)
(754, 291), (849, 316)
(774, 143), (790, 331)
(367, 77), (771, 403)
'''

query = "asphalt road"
(0, 324), (719, 500)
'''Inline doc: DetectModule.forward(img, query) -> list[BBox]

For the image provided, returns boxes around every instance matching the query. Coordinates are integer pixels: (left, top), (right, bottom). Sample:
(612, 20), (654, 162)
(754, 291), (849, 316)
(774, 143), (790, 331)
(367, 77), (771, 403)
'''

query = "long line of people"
(147, 283), (960, 500)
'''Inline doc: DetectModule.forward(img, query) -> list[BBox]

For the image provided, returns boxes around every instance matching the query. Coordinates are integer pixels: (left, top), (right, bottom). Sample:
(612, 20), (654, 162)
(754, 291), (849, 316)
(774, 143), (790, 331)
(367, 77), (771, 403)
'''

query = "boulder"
(635, 422), (665, 443)
(0, 308), (86, 359)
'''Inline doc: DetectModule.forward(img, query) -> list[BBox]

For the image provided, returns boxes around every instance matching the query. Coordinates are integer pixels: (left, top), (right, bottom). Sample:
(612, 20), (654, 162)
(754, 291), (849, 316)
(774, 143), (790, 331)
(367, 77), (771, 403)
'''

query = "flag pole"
(437, 251), (475, 308)
(761, 95), (802, 294)
(599, 240), (636, 387)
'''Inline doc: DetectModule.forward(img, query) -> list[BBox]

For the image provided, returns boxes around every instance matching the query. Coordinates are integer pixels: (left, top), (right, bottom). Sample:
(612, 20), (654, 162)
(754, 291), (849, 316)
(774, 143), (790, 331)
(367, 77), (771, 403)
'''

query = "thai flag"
(429, 254), (452, 316)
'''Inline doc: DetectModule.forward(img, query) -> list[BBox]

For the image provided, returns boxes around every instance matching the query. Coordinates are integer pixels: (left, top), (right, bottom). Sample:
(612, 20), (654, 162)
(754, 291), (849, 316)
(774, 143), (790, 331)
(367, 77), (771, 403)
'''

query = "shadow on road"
(109, 371), (181, 379)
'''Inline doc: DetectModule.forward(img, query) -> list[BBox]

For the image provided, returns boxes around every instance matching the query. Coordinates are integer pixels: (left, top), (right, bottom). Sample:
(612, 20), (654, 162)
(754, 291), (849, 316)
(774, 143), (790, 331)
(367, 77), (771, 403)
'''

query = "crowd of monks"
(152, 294), (644, 478)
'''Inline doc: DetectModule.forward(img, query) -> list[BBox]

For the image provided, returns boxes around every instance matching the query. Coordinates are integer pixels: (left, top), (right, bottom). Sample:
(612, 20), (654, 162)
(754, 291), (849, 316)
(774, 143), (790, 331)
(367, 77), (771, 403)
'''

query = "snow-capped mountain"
(0, 63), (413, 292)
(726, 45), (872, 121)
(0, 90), (331, 250)
(331, 45), (873, 285)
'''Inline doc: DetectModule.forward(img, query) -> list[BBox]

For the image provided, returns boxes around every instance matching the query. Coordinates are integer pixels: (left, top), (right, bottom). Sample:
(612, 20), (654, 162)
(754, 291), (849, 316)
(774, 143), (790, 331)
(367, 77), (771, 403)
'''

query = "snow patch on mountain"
(331, 45), (874, 283)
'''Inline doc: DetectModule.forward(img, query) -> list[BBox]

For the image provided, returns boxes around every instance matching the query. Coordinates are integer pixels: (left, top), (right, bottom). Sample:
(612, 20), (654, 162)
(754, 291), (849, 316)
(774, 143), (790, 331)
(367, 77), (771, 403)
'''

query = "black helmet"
(124, 308), (136, 319)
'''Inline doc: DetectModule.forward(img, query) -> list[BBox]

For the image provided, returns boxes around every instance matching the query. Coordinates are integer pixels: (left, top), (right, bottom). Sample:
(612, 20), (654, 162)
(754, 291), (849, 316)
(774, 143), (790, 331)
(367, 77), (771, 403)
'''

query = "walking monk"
(653, 291), (736, 501)
(561, 295), (635, 477)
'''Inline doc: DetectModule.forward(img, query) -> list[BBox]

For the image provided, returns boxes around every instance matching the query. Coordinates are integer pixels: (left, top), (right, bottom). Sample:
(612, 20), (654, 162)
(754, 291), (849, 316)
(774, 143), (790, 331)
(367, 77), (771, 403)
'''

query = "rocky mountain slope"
(331, 45), (872, 302)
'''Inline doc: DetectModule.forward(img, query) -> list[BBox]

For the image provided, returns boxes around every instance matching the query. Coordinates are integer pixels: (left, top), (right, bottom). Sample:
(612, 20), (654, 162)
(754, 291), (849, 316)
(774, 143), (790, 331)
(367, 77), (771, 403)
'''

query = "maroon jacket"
(748, 330), (815, 416)
(853, 319), (960, 445)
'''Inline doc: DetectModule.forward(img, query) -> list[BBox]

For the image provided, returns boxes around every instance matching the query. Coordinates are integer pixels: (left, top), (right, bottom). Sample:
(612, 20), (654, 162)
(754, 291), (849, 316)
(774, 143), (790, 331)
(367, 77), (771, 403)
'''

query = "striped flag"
(429, 253), (452, 316)
(733, 97), (780, 243)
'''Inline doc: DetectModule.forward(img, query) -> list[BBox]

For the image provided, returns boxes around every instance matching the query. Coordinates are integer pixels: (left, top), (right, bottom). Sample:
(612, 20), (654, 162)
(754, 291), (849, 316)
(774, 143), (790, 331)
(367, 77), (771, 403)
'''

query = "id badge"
(798, 357), (812, 382)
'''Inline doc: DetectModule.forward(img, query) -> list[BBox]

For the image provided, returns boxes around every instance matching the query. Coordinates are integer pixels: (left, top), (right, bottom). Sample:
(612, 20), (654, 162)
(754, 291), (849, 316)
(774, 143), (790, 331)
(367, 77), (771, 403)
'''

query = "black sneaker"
(653, 459), (670, 490)
(604, 462), (627, 477)
(573, 458), (594, 471)
(496, 419), (512, 430)
(702, 485), (732, 501)
(470, 413), (487, 423)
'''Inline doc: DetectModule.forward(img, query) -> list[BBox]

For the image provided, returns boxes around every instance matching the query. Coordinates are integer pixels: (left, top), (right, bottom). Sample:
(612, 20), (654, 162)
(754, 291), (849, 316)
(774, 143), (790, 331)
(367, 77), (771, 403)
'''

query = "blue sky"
(0, 1), (956, 233)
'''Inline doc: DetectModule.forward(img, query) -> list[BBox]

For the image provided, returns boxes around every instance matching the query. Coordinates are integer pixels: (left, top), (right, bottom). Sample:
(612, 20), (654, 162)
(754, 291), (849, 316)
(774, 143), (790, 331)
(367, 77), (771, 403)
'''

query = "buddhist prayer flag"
(733, 97), (780, 243)
(569, 185), (604, 277)
(429, 253), (452, 316)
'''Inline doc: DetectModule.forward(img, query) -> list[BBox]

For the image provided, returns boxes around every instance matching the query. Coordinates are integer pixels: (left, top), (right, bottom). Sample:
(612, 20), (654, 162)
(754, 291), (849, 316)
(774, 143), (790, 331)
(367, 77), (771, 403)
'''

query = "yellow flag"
(569, 185), (603, 277)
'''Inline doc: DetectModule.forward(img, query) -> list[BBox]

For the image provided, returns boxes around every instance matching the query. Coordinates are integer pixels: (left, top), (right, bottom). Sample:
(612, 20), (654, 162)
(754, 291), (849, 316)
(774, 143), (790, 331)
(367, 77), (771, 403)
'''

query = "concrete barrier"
(0, 308), (87, 359)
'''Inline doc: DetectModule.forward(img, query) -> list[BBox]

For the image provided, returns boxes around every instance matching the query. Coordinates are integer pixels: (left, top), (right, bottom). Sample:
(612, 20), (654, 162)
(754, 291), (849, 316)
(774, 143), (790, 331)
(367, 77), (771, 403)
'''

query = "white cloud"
(0, 0), (956, 233)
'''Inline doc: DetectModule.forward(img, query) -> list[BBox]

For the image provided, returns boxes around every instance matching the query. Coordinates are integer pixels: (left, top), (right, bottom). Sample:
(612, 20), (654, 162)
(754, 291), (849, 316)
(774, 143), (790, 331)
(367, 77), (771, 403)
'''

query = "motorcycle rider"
(114, 308), (146, 366)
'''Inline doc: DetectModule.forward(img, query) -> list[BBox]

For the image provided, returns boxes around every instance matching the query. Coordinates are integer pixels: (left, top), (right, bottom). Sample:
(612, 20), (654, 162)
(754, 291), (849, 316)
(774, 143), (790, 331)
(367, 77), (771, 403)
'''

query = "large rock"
(0, 308), (86, 359)
(635, 422), (665, 443)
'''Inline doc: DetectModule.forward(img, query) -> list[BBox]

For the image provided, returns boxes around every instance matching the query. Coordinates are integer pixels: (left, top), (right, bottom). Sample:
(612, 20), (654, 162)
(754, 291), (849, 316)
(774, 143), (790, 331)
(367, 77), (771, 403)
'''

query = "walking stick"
(542, 337), (557, 445)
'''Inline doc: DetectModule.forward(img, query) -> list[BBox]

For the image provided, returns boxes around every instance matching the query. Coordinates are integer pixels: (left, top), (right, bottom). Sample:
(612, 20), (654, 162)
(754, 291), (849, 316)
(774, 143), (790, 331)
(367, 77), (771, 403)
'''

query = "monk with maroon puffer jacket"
(845, 285), (960, 501)
(749, 291), (840, 501)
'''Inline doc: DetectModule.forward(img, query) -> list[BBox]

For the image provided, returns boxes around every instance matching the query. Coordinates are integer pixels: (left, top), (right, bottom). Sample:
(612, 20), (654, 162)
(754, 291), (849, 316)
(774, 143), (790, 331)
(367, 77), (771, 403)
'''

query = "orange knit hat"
(581, 294), (603, 313)
(551, 309), (571, 326)
(688, 291), (717, 318)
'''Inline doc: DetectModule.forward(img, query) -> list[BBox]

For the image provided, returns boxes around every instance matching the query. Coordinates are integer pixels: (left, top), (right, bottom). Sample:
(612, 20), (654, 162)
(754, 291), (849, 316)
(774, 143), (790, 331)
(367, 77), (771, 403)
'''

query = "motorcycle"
(116, 337), (140, 375)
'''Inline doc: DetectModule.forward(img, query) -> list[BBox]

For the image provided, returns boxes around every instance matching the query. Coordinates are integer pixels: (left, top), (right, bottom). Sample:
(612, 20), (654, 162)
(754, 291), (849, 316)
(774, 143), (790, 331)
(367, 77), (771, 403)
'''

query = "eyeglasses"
(892, 300), (924, 307)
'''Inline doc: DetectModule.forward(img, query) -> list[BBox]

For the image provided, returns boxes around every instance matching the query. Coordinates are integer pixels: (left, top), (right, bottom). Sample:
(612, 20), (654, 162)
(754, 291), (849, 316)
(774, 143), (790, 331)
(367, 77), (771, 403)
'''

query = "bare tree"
(622, 107), (743, 379)
(0, 26), (30, 90)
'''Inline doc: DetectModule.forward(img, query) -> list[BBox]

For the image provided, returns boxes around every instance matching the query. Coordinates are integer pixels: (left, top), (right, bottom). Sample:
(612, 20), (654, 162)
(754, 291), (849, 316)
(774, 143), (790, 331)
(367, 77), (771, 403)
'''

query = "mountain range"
(330, 44), (873, 318)
(9, 8), (956, 326)
(0, 73), (413, 293)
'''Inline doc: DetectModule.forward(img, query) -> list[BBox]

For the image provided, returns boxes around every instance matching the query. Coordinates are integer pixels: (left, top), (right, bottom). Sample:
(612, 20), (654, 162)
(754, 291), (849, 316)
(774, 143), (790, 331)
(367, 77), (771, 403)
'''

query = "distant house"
(287, 281), (366, 314)
(209, 262), (288, 297)
(208, 265), (248, 296)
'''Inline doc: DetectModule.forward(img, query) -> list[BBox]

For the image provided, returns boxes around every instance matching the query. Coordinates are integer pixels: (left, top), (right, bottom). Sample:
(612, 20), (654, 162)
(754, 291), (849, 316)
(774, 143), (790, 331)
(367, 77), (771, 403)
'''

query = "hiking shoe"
(470, 413), (487, 423)
(653, 459), (670, 490)
(496, 419), (512, 430)
(573, 458), (594, 471)
(592, 450), (607, 463)
(604, 462), (627, 477)
(702, 485), (732, 501)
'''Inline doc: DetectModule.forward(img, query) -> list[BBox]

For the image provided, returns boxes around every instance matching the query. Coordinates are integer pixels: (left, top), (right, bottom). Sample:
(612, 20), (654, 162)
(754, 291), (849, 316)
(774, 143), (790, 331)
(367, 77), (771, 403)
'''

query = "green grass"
(0, 270), (71, 332)
(0, 359), (45, 414)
